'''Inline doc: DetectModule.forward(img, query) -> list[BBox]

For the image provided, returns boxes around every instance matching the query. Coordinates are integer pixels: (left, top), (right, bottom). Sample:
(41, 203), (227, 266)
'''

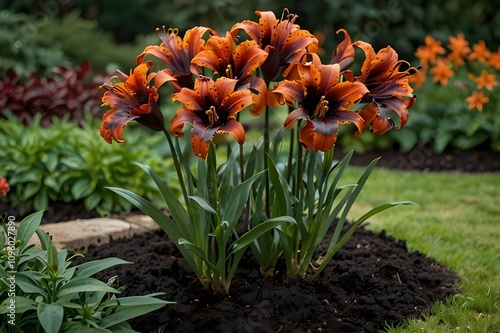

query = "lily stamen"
(226, 64), (233, 79)
(312, 96), (329, 118)
(206, 106), (220, 126)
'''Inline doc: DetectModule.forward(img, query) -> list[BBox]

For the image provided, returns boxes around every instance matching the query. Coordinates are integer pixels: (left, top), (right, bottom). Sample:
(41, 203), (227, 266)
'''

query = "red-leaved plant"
(0, 61), (102, 126)
(99, 9), (418, 294)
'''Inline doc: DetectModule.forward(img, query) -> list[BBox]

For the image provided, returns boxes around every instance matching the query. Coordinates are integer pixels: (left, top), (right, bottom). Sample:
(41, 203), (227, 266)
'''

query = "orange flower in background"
(466, 90), (489, 111)
(468, 40), (491, 63)
(447, 33), (471, 67)
(468, 70), (497, 91)
(0, 177), (9, 197)
(354, 41), (418, 134)
(487, 48), (500, 70)
(414, 35), (446, 67)
(100, 61), (176, 143)
(171, 76), (253, 159)
(273, 53), (368, 152)
(191, 32), (268, 116)
(430, 58), (454, 85)
(230, 9), (318, 83)
(409, 68), (427, 87)
(137, 26), (216, 90)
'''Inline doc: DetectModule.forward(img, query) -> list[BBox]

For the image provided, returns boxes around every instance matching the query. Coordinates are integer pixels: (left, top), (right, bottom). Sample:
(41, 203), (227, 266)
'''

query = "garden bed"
(78, 221), (460, 333)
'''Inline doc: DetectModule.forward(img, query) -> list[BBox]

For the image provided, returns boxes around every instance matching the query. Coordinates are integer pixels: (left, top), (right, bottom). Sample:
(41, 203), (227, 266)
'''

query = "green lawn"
(341, 166), (500, 332)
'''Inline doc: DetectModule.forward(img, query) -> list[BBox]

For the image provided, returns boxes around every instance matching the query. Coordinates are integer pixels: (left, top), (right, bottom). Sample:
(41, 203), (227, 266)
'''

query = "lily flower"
(274, 54), (369, 152)
(330, 29), (355, 71)
(100, 61), (175, 144)
(191, 32), (268, 115)
(0, 177), (9, 197)
(171, 76), (253, 159)
(230, 9), (318, 83)
(137, 26), (216, 90)
(353, 41), (418, 135)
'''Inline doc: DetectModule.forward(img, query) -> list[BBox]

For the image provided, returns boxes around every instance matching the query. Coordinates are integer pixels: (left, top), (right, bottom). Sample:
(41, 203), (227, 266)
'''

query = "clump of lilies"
(99, 9), (418, 294)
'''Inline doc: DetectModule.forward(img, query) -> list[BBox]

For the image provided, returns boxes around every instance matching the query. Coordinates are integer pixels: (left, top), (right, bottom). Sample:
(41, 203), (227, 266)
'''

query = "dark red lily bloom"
(330, 29), (355, 71)
(171, 76), (253, 159)
(0, 177), (9, 197)
(353, 41), (418, 134)
(230, 9), (318, 83)
(274, 54), (369, 152)
(191, 32), (268, 116)
(100, 61), (175, 143)
(136, 26), (216, 90)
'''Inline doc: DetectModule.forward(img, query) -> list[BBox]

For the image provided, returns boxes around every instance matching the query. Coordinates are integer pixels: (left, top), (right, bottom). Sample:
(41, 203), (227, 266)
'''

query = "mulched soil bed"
(77, 222), (460, 333)
(345, 145), (500, 173)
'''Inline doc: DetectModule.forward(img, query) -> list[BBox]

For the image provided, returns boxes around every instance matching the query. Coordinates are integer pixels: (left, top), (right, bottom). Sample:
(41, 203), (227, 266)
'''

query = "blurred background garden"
(1, 0), (499, 216)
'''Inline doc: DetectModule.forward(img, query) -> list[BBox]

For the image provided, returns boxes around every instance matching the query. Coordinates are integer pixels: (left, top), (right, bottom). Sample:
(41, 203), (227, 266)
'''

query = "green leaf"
(84, 191), (102, 211)
(33, 189), (49, 211)
(38, 302), (63, 333)
(16, 211), (44, 251)
(178, 238), (218, 273)
(134, 163), (193, 238)
(57, 277), (118, 297)
(224, 170), (265, 227)
(188, 195), (217, 214)
(74, 258), (132, 279)
(71, 178), (94, 200)
(231, 216), (296, 253)
(106, 187), (199, 271)
(0, 296), (37, 314)
(99, 296), (171, 329)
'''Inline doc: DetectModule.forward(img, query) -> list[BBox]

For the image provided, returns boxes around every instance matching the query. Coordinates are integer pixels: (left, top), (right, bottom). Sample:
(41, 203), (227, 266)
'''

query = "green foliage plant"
(98, 8), (418, 294)
(0, 211), (172, 332)
(0, 112), (173, 216)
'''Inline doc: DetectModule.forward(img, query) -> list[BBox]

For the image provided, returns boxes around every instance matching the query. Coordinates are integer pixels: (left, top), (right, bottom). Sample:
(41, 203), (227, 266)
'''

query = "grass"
(340, 165), (500, 333)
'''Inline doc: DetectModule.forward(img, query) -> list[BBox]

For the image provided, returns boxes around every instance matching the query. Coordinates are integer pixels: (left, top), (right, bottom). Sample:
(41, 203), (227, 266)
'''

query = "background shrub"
(0, 113), (174, 216)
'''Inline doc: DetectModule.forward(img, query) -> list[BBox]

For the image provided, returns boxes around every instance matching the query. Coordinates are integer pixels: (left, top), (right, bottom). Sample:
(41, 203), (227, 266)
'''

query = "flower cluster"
(98, 9), (418, 293)
(413, 34), (499, 112)
(100, 9), (417, 157)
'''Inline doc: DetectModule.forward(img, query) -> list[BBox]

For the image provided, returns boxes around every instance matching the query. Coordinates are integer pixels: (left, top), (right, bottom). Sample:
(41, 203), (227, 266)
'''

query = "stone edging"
(29, 215), (159, 253)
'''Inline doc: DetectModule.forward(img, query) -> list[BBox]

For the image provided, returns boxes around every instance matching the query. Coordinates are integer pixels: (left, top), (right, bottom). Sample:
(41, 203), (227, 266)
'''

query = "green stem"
(264, 104), (270, 217)
(162, 128), (189, 207)
(286, 105), (295, 183)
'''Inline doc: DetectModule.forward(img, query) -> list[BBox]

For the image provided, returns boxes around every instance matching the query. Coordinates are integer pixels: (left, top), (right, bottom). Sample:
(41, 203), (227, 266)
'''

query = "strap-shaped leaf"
(312, 201), (417, 279)
(105, 187), (199, 271)
(188, 196), (217, 214)
(134, 163), (193, 238)
(178, 238), (218, 274)
(231, 216), (296, 253)
(224, 170), (265, 228)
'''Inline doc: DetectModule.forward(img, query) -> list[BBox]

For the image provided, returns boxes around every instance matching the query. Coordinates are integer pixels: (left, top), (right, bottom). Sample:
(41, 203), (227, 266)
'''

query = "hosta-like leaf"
(38, 302), (63, 333)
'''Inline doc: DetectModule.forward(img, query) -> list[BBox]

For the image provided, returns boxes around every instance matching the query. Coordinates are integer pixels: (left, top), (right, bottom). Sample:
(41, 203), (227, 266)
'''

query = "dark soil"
(344, 145), (500, 173)
(77, 222), (460, 333)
